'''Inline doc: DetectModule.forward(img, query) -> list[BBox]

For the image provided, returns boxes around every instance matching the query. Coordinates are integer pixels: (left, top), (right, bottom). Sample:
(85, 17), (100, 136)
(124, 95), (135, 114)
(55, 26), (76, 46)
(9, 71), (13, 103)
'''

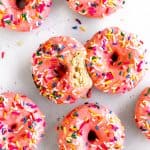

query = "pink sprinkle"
(37, 3), (45, 13)
(137, 61), (143, 72)
(12, 111), (20, 115)
(106, 72), (114, 80)
(1, 51), (5, 59)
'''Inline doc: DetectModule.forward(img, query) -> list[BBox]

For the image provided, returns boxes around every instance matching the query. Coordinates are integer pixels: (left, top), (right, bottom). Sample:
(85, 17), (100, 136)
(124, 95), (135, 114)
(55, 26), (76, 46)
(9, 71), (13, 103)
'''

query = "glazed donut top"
(67, 0), (125, 18)
(135, 87), (150, 139)
(85, 27), (146, 93)
(0, 0), (52, 31)
(0, 92), (45, 149)
(32, 36), (92, 104)
(57, 103), (125, 150)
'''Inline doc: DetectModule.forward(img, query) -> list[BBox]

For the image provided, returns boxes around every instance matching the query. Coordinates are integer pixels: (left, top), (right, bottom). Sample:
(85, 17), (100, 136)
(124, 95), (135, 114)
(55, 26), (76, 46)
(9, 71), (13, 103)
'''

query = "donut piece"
(32, 36), (93, 104)
(57, 103), (125, 149)
(0, 0), (52, 31)
(0, 92), (45, 149)
(67, 0), (125, 18)
(85, 27), (145, 94)
(135, 87), (150, 139)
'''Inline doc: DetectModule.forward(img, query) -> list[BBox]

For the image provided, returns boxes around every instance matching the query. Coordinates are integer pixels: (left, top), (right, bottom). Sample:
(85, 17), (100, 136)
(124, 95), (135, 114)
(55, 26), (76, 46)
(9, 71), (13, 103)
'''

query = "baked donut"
(135, 87), (150, 139)
(0, 0), (52, 31)
(57, 103), (125, 149)
(0, 92), (45, 149)
(85, 27), (145, 94)
(66, 0), (125, 18)
(32, 36), (93, 104)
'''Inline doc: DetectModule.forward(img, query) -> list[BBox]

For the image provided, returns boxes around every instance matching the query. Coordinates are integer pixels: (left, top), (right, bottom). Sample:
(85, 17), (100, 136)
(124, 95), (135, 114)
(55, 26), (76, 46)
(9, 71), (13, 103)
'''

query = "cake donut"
(32, 36), (93, 104)
(0, 92), (45, 149)
(85, 27), (145, 94)
(67, 0), (125, 18)
(0, 0), (52, 31)
(57, 103), (125, 149)
(135, 87), (150, 139)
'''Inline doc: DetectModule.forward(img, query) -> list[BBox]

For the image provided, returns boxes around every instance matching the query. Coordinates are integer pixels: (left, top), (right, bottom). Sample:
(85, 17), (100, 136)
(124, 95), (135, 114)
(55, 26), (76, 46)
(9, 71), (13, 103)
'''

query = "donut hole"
(54, 63), (68, 79)
(11, 123), (17, 130)
(16, 0), (29, 9)
(111, 52), (119, 63)
(88, 130), (98, 142)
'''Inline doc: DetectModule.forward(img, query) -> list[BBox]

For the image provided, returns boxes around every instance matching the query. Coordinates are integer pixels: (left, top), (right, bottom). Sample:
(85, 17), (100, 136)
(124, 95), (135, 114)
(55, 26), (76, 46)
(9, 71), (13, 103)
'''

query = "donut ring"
(32, 36), (93, 104)
(85, 27), (145, 94)
(0, 0), (52, 31)
(67, 0), (125, 18)
(135, 87), (150, 139)
(57, 103), (125, 149)
(0, 92), (45, 149)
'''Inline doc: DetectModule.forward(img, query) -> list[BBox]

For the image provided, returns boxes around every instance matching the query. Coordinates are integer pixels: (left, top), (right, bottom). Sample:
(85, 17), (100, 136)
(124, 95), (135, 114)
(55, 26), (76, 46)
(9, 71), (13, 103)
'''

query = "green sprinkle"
(73, 112), (79, 117)
(5, 20), (11, 24)
(38, 61), (43, 65)
(3, 137), (6, 141)
(39, 15), (43, 19)
(21, 13), (27, 21)
(128, 53), (132, 59)
(0, 1), (3, 5)
(71, 133), (77, 139)
(66, 138), (72, 143)
(81, 9), (86, 13)
(145, 88), (150, 96)
(36, 51), (41, 56)
(121, 32), (125, 36)
(127, 67), (131, 73)
(118, 62), (122, 66)
(92, 56), (97, 60)
(119, 71), (122, 76)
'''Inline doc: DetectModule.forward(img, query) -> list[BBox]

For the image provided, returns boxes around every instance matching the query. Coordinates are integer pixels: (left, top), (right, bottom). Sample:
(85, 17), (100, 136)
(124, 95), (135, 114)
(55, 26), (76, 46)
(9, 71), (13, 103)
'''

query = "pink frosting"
(57, 103), (125, 149)
(0, 0), (52, 31)
(0, 92), (45, 149)
(135, 87), (150, 139)
(85, 27), (146, 94)
(67, 0), (125, 18)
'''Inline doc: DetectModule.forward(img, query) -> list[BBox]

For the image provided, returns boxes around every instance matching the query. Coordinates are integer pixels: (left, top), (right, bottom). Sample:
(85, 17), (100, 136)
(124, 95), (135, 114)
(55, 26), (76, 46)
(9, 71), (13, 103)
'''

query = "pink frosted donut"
(0, 0), (52, 31)
(67, 0), (125, 18)
(0, 92), (45, 149)
(57, 103), (125, 149)
(32, 36), (93, 104)
(135, 87), (150, 139)
(85, 27), (145, 94)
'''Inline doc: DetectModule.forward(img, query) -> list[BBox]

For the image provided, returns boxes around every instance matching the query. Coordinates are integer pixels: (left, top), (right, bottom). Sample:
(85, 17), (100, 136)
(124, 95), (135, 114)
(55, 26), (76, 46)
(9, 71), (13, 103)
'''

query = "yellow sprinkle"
(89, 109), (101, 117)
(70, 126), (78, 131)
(16, 141), (20, 148)
(79, 26), (86, 32)
(16, 41), (24, 46)
(14, 94), (19, 101)
(63, 127), (67, 135)
(3, 111), (7, 119)
(105, 80), (112, 85)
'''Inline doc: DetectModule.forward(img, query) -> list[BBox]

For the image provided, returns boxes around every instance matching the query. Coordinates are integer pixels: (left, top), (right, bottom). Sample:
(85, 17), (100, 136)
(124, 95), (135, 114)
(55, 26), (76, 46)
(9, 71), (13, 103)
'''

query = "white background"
(0, 0), (150, 149)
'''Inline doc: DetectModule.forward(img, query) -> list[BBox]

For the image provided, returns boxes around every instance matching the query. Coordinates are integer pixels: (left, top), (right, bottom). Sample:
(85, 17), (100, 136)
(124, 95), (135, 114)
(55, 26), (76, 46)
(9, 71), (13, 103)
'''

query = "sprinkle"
(75, 18), (82, 24)
(79, 26), (86, 32)
(72, 26), (78, 30)
(0, 51), (5, 59)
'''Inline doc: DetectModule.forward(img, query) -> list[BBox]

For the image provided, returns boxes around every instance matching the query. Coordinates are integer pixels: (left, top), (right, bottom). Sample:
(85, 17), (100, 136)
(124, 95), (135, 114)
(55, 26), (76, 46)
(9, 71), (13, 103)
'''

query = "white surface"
(0, 0), (150, 149)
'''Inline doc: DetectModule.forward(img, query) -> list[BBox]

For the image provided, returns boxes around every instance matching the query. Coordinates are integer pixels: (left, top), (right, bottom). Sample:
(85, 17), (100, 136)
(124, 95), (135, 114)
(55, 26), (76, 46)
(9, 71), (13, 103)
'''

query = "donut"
(135, 87), (150, 139)
(0, 92), (45, 149)
(85, 27), (145, 94)
(32, 36), (93, 104)
(66, 0), (125, 18)
(0, 0), (52, 31)
(57, 103), (125, 149)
